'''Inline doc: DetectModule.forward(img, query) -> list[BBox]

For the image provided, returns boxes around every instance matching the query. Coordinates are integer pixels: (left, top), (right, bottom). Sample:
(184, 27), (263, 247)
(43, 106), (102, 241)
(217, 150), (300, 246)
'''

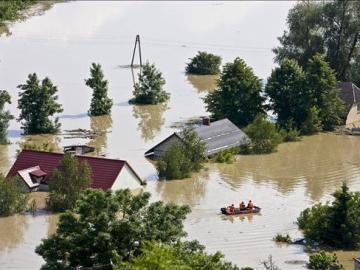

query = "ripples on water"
(1, 1), (360, 269)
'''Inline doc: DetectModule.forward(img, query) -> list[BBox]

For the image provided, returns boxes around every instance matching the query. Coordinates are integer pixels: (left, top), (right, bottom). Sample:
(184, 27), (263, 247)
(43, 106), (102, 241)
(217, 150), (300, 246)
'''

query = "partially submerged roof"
(7, 150), (144, 189)
(17, 166), (42, 189)
(145, 118), (249, 157)
(193, 118), (250, 156)
(338, 82), (360, 113)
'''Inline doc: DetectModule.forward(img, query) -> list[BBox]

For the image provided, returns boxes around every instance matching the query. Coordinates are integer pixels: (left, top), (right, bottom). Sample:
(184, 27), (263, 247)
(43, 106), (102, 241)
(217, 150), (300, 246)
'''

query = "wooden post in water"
(131, 34), (142, 68)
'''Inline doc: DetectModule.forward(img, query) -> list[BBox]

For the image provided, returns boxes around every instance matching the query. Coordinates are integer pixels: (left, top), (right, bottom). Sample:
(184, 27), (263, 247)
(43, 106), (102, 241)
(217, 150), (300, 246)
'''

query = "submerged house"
(338, 82), (360, 126)
(6, 150), (145, 192)
(145, 118), (250, 158)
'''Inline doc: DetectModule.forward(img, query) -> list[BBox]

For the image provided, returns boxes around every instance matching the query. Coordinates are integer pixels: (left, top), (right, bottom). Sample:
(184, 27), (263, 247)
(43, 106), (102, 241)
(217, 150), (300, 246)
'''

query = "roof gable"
(338, 82), (360, 112)
(6, 150), (143, 190)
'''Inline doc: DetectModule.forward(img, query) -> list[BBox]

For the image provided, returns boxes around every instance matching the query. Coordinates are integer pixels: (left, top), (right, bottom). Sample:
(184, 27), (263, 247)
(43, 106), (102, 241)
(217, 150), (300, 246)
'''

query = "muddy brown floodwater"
(0, 1), (359, 269)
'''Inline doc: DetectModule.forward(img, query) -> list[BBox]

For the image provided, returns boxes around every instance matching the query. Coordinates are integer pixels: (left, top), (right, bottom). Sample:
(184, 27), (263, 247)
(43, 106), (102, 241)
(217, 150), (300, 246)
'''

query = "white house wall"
(111, 164), (142, 191)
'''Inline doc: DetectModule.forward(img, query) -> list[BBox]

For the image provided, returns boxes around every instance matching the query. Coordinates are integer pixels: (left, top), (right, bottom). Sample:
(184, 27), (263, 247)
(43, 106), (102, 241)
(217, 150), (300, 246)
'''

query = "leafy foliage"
(0, 174), (27, 217)
(242, 115), (282, 154)
(157, 128), (205, 180)
(0, 90), (13, 144)
(130, 62), (169, 105)
(47, 153), (91, 212)
(298, 183), (360, 249)
(0, 0), (37, 24)
(308, 251), (342, 270)
(265, 55), (344, 134)
(204, 58), (264, 127)
(273, 233), (291, 244)
(118, 240), (239, 270)
(85, 63), (113, 116)
(185, 51), (222, 75)
(211, 147), (239, 164)
(36, 189), (191, 269)
(17, 73), (63, 134)
(274, 0), (360, 84)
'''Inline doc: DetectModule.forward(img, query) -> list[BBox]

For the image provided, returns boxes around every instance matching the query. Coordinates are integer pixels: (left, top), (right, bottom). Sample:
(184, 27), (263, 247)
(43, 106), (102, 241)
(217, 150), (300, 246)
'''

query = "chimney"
(202, 117), (211, 126)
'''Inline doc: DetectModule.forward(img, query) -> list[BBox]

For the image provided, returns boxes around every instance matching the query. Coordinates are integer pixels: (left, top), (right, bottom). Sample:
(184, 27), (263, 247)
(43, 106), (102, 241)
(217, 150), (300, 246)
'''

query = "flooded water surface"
(1, 1), (360, 269)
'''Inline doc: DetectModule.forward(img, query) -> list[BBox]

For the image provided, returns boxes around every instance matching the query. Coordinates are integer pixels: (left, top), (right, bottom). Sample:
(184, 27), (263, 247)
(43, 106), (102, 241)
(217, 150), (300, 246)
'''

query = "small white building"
(6, 150), (145, 191)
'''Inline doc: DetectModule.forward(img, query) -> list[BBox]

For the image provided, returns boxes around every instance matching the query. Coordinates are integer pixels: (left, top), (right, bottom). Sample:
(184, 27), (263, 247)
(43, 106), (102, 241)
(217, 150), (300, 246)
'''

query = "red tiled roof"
(29, 169), (47, 178)
(6, 150), (142, 190)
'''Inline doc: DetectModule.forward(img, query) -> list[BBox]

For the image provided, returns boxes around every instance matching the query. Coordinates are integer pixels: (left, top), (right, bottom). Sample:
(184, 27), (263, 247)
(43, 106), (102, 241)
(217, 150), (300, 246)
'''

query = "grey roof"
(338, 82), (360, 113)
(183, 118), (250, 156)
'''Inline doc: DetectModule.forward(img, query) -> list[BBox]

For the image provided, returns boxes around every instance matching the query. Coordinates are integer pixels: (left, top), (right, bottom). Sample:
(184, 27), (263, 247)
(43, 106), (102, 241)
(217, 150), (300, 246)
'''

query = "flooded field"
(0, 1), (359, 269)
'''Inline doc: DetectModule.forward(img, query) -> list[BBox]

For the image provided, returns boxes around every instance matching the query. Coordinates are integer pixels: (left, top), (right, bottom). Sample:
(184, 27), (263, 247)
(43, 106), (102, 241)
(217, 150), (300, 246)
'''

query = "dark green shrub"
(211, 147), (239, 163)
(273, 233), (292, 244)
(0, 175), (27, 216)
(186, 51), (222, 75)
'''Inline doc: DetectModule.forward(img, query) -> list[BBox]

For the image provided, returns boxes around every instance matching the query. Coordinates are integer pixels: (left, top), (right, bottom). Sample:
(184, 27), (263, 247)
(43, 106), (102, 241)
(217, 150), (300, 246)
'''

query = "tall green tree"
(85, 63), (113, 116)
(274, 0), (360, 84)
(204, 58), (264, 127)
(305, 54), (344, 130)
(265, 59), (307, 129)
(47, 153), (91, 212)
(185, 51), (222, 75)
(36, 189), (190, 269)
(17, 73), (63, 134)
(0, 90), (13, 144)
(130, 62), (169, 105)
(0, 174), (27, 217)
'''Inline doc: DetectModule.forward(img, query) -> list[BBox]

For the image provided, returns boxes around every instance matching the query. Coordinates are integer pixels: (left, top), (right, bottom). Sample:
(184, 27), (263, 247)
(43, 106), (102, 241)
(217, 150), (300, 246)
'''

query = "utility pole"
(131, 34), (142, 68)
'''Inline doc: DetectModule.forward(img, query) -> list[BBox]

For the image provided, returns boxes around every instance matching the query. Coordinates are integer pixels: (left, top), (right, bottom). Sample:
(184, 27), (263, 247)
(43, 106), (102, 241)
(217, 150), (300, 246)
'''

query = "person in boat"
(240, 201), (246, 210)
(227, 204), (235, 214)
(247, 200), (254, 209)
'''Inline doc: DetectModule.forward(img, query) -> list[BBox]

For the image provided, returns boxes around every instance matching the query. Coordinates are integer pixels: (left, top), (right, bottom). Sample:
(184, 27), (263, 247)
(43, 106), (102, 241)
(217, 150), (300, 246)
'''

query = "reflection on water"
(0, 144), (10, 175)
(186, 75), (218, 92)
(88, 115), (112, 156)
(0, 215), (28, 254)
(132, 103), (168, 141)
(17, 134), (61, 153)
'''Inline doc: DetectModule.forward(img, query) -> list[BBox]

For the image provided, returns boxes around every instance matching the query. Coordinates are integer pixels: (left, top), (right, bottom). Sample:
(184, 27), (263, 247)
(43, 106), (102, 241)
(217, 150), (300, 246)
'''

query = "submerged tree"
(185, 51), (222, 75)
(274, 0), (360, 84)
(47, 153), (91, 212)
(157, 127), (205, 180)
(130, 62), (169, 105)
(36, 189), (191, 269)
(0, 174), (27, 217)
(17, 73), (63, 134)
(204, 58), (264, 127)
(298, 182), (360, 249)
(85, 63), (113, 116)
(0, 90), (14, 144)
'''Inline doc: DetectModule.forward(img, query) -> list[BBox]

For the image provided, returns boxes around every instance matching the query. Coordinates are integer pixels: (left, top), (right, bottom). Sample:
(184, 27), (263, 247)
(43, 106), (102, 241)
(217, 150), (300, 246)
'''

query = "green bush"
(308, 251), (342, 270)
(130, 62), (169, 105)
(0, 175), (27, 217)
(242, 115), (282, 154)
(211, 147), (239, 164)
(185, 51), (222, 75)
(0, 90), (13, 145)
(298, 183), (360, 249)
(273, 233), (292, 244)
(278, 120), (300, 142)
(0, 0), (37, 24)
(157, 128), (205, 180)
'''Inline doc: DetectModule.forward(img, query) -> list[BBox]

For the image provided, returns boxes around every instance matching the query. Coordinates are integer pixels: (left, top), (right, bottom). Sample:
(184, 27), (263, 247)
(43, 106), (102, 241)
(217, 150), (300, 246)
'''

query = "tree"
(301, 106), (322, 135)
(0, 174), (27, 217)
(305, 54), (344, 131)
(17, 73), (63, 134)
(297, 183), (360, 249)
(204, 58), (264, 127)
(118, 241), (239, 270)
(274, 0), (360, 83)
(130, 62), (169, 105)
(47, 153), (91, 212)
(185, 51), (222, 75)
(242, 115), (282, 154)
(265, 59), (308, 130)
(36, 189), (191, 269)
(157, 128), (205, 180)
(85, 63), (113, 116)
(308, 251), (342, 270)
(0, 90), (13, 144)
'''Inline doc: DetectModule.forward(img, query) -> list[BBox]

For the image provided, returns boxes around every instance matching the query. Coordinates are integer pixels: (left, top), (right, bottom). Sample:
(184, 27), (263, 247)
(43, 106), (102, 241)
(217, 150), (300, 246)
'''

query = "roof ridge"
(21, 149), (126, 163)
